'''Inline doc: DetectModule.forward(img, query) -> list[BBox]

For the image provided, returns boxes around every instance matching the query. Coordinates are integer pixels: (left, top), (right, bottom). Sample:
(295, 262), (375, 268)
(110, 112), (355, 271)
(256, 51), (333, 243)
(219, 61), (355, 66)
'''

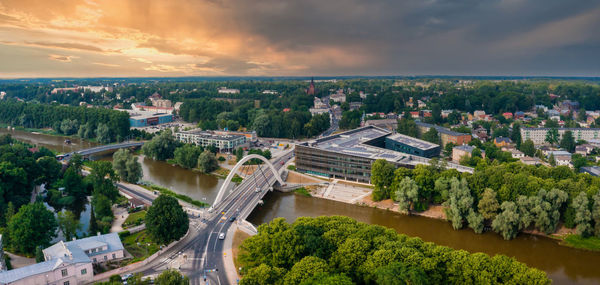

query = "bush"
(119, 231), (131, 239)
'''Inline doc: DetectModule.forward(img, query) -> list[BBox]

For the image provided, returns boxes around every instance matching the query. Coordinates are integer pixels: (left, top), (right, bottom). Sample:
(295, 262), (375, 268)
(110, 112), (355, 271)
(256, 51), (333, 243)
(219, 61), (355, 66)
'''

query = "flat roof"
(177, 130), (245, 141)
(386, 133), (439, 150)
(522, 127), (600, 131)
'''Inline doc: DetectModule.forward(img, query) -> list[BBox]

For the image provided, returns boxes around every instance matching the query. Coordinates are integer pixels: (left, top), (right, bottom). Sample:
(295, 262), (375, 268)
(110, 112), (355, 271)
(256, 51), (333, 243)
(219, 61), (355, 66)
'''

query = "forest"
(238, 216), (549, 285)
(0, 100), (130, 143)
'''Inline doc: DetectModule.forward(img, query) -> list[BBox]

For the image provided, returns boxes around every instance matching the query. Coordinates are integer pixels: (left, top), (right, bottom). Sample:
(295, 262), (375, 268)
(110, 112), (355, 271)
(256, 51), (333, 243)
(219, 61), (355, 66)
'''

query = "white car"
(218, 233), (225, 240)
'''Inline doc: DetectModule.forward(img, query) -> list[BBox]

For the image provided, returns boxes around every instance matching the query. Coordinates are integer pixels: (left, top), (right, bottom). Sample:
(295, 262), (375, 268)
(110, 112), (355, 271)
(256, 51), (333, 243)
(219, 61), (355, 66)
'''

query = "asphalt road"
(125, 151), (294, 285)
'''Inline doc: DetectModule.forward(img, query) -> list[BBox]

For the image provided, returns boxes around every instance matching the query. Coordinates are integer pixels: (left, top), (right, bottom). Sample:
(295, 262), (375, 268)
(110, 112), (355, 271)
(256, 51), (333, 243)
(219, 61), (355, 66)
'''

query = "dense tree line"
(0, 100), (130, 143)
(239, 216), (549, 284)
(371, 159), (600, 240)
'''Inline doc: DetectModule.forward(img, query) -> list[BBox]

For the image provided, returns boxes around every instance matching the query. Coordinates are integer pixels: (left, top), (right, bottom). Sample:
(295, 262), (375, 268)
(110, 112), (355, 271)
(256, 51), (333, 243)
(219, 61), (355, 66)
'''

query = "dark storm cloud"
(226, 0), (600, 75)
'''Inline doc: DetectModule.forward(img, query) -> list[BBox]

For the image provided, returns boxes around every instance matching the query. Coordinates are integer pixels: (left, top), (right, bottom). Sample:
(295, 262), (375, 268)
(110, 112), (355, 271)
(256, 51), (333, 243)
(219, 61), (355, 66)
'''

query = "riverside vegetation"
(238, 216), (549, 285)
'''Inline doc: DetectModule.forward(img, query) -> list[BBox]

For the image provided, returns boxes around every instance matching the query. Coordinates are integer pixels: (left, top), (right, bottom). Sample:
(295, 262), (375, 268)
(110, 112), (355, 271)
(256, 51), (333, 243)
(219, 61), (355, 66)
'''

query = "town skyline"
(1, 0), (599, 78)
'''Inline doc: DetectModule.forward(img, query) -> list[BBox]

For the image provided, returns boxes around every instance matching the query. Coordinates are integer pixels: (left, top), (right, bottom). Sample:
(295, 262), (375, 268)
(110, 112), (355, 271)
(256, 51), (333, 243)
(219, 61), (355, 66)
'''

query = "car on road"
(255, 188), (262, 193)
(218, 233), (225, 240)
(229, 216), (236, 222)
(121, 274), (133, 281)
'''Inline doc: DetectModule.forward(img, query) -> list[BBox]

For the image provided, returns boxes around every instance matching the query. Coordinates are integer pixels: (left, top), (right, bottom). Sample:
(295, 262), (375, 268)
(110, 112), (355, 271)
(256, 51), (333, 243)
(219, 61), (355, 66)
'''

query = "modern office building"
(415, 121), (471, 146)
(521, 128), (600, 145)
(175, 129), (247, 152)
(384, 133), (440, 158)
(295, 126), (472, 183)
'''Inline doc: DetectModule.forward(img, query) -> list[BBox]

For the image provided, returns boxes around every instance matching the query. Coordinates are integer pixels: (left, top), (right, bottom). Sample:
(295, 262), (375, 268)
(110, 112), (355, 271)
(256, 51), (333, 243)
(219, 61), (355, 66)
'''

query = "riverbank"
(288, 170), (593, 251)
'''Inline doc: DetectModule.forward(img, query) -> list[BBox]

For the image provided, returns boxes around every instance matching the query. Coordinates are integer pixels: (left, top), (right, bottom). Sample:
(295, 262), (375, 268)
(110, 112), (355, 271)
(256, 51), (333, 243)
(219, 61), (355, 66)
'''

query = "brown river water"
(2, 128), (599, 284)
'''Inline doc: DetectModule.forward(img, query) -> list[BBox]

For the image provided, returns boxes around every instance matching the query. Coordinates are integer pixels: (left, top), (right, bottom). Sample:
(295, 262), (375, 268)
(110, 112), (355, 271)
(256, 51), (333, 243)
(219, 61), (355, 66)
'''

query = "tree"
(142, 130), (178, 161)
(60, 119), (79, 135)
(173, 144), (202, 169)
(573, 192), (592, 236)
(371, 159), (396, 201)
(443, 142), (455, 157)
(422, 128), (440, 144)
(492, 201), (521, 240)
(63, 165), (86, 198)
(467, 210), (484, 234)
(374, 262), (428, 285)
(548, 153), (556, 167)
(197, 150), (219, 173)
(283, 256), (329, 285)
(155, 269), (190, 285)
(57, 210), (81, 241)
(236, 147), (244, 162)
(96, 123), (111, 144)
(8, 202), (58, 254)
(393, 177), (419, 213)
(145, 195), (189, 244)
(432, 103), (442, 123)
(545, 128), (559, 145)
(443, 178), (474, 230)
(478, 188), (500, 220)
(519, 139), (536, 157)
(89, 205), (99, 235)
(593, 191), (600, 237)
(113, 149), (143, 182)
(36, 156), (62, 186)
(511, 122), (522, 148)
(397, 118), (419, 138)
(252, 114), (271, 137)
(241, 264), (286, 285)
(89, 161), (119, 201)
(35, 246), (45, 263)
(560, 130), (576, 153)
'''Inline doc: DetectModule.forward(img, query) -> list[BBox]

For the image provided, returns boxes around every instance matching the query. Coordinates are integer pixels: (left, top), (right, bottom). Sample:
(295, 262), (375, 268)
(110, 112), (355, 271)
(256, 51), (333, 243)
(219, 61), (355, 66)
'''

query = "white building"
(217, 87), (240, 94)
(547, 150), (572, 167)
(175, 130), (247, 152)
(0, 233), (124, 285)
(309, 108), (330, 117)
(521, 128), (600, 145)
(262, 90), (278, 94)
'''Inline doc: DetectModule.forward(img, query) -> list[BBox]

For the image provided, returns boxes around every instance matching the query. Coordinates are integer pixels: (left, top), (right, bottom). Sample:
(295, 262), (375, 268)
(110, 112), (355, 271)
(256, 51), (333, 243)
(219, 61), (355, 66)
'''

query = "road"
(124, 151), (294, 285)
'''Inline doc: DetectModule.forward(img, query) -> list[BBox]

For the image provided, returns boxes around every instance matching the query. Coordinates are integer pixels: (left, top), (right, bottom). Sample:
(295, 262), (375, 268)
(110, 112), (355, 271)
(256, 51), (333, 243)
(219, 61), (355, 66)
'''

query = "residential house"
(575, 144), (595, 156)
(502, 112), (513, 120)
(452, 145), (481, 162)
(416, 121), (471, 146)
(581, 166), (600, 177)
(494, 137), (512, 148)
(547, 150), (572, 167)
(0, 233), (124, 285)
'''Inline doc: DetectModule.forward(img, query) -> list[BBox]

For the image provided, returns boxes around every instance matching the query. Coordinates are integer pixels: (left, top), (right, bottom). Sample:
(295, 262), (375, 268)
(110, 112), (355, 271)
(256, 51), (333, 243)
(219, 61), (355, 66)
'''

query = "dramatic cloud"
(0, 0), (599, 77)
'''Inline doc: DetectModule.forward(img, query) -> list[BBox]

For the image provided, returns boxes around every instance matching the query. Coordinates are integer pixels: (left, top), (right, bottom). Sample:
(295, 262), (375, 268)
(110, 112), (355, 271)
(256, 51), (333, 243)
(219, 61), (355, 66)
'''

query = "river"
(3, 128), (600, 284)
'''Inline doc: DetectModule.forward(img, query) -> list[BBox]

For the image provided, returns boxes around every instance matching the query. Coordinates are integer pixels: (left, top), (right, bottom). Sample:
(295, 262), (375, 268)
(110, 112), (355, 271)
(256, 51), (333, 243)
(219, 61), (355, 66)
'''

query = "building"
(520, 156), (544, 166)
(364, 119), (398, 131)
(295, 126), (473, 183)
(415, 121), (472, 146)
(452, 145), (479, 162)
(306, 78), (316, 96)
(384, 133), (440, 158)
(547, 150), (572, 166)
(521, 128), (600, 145)
(262, 90), (278, 94)
(507, 148), (525, 159)
(175, 130), (246, 152)
(152, 99), (172, 108)
(494, 137), (512, 147)
(126, 110), (173, 127)
(217, 87), (240, 94)
(581, 166), (600, 176)
(309, 108), (330, 117)
(212, 130), (257, 142)
(329, 91), (346, 103)
(349, 102), (362, 110)
(0, 233), (124, 285)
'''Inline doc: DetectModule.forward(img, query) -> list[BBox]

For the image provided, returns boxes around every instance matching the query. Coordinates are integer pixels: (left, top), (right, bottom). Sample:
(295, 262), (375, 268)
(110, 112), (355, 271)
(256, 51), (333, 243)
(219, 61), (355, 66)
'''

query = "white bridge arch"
(212, 154), (283, 208)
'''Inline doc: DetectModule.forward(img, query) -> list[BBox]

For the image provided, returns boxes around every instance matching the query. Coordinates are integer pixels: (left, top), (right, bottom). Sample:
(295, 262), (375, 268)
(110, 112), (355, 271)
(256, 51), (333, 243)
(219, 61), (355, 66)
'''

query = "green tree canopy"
(197, 150), (219, 173)
(8, 202), (58, 254)
(145, 195), (189, 244)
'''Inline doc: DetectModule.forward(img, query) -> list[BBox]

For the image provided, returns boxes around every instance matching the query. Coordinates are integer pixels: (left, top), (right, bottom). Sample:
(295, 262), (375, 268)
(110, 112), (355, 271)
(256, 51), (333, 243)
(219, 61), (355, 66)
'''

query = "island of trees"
(238, 216), (549, 284)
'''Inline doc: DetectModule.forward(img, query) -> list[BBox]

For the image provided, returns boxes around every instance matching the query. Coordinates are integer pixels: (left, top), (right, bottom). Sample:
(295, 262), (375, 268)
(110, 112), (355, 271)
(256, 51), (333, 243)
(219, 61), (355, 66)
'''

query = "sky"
(0, 0), (599, 78)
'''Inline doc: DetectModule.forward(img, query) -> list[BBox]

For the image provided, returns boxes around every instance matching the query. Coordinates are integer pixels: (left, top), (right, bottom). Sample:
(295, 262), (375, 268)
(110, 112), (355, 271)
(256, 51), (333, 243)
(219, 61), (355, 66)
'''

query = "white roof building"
(0, 233), (125, 285)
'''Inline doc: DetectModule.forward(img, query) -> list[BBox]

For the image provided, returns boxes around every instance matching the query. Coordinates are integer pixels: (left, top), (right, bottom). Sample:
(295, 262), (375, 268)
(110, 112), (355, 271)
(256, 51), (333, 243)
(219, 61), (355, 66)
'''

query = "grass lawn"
(122, 230), (160, 264)
(123, 210), (146, 228)
(561, 234), (600, 251)
(293, 187), (311, 197)
(232, 229), (251, 275)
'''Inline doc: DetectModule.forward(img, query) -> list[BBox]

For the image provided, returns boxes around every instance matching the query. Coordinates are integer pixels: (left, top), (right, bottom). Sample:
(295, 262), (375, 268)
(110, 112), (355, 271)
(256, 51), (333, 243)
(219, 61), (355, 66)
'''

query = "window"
(104, 255), (107, 261)
(61, 269), (68, 277)
(81, 269), (87, 275)
(64, 281), (70, 285)
(112, 253), (116, 259)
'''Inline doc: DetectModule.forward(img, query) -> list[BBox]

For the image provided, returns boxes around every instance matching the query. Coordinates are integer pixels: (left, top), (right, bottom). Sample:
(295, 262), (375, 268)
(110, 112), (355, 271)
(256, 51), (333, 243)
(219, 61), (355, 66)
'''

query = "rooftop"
(0, 259), (65, 284)
(177, 130), (245, 141)
(386, 133), (439, 150)
(454, 145), (475, 152)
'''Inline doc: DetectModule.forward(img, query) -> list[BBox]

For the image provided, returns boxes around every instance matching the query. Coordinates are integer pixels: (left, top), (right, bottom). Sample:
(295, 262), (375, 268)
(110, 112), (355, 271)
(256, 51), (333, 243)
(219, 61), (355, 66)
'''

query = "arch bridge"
(212, 154), (284, 210)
